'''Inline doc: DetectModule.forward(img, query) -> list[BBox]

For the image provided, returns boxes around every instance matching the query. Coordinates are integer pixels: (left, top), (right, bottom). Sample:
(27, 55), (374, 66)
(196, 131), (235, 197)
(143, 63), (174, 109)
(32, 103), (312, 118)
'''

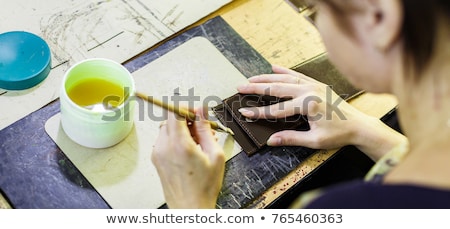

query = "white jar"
(60, 58), (135, 148)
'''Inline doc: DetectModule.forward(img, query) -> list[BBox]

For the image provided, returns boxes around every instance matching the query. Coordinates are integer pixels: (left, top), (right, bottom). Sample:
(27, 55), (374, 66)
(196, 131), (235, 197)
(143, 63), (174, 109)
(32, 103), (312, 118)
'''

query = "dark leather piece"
(213, 103), (260, 155)
(213, 96), (308, 155)
(214, 53), (363, 155)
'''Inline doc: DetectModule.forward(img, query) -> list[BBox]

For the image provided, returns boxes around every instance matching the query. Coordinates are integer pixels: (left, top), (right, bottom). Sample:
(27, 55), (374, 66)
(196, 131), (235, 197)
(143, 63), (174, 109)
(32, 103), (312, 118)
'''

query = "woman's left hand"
(237, 65), (406, 161)
(237, 65), (363, 150)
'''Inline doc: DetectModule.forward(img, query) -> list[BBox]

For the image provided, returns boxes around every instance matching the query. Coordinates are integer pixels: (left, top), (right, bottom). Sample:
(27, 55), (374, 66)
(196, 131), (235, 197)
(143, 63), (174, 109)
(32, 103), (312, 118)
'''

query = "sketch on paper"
(0, 0), (231, 130)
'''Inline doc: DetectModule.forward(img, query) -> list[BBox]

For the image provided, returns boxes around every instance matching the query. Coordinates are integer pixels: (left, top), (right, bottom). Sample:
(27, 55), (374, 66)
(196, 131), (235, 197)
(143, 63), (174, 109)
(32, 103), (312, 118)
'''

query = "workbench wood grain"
(194, 0), (326, 68)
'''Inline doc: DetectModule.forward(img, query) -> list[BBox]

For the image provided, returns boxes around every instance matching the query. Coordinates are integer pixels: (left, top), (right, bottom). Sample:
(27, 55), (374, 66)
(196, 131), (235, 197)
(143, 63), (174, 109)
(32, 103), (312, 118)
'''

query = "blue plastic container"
(0, 31), (51, 90)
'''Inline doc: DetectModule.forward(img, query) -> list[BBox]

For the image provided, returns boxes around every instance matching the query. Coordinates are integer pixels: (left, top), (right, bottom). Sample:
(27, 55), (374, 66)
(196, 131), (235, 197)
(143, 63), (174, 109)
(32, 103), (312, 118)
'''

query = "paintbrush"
(135, 91), (234, 135)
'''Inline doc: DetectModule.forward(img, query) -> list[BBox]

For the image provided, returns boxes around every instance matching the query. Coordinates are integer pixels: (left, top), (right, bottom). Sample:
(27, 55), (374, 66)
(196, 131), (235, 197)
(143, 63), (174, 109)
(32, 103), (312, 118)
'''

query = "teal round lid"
(0, 31), (51, 90)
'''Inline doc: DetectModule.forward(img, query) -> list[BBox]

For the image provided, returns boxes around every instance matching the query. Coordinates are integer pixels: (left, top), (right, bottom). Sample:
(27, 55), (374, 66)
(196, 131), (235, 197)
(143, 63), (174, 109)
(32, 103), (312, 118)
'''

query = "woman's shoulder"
(303, 180), (450, 209)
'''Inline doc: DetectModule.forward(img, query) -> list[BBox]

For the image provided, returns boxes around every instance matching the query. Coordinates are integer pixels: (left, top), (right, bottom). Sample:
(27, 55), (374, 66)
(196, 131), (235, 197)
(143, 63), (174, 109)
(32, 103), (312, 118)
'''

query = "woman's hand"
(151, 109), (225, 209)
(237, 65), (406, 161)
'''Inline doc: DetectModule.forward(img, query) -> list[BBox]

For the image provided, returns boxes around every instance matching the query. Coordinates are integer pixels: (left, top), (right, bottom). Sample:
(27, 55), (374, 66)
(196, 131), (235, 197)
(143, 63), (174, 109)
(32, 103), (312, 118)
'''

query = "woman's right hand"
(151, 109), (225, 209)
(237, 65), (406, 161)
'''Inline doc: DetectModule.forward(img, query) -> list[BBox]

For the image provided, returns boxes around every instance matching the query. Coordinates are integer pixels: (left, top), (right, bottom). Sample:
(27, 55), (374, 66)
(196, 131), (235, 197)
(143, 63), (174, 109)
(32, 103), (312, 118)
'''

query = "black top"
(304, 180), (450, 209)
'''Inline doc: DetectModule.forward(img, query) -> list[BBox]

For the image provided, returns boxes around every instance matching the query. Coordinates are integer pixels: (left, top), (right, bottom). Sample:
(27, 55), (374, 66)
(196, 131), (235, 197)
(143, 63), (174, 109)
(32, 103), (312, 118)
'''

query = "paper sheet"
(45, 37), (247, 208)
(0, 0), (231, 130)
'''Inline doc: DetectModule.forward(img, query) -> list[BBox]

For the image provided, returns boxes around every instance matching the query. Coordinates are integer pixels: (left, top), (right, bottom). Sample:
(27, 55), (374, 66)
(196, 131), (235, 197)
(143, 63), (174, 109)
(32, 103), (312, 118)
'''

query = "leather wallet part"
(212, 103), (261, 155)
(223, 94), (306, 154)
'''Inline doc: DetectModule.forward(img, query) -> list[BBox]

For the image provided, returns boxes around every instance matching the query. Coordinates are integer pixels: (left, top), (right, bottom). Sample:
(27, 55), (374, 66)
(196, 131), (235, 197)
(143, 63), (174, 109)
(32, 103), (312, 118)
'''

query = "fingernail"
(237, 85), (246, 91)
(267, 136), (281, 146)
(238, 108), (254, 116)
(247, 75), (259, 80)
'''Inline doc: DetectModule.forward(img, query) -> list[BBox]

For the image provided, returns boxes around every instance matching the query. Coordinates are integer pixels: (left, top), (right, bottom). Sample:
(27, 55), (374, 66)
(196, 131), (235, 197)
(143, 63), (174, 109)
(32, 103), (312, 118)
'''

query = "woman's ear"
(368, 0), (403, 52)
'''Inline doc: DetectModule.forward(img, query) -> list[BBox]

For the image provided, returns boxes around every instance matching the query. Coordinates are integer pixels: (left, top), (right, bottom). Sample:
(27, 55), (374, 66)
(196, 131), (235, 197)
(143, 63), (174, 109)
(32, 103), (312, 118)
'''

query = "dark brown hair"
(316, 0), (450, 80)
(401, 0), (450, 79)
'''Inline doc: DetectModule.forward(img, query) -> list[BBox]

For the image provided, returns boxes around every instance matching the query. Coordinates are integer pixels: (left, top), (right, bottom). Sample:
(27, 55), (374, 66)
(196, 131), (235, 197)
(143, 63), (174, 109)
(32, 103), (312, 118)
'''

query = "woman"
(151, 0), (450, 208)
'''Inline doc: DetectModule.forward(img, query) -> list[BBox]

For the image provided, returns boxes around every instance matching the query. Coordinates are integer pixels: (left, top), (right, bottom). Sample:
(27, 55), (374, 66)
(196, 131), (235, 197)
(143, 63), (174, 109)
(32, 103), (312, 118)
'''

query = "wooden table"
(0, 0), (398, 209)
